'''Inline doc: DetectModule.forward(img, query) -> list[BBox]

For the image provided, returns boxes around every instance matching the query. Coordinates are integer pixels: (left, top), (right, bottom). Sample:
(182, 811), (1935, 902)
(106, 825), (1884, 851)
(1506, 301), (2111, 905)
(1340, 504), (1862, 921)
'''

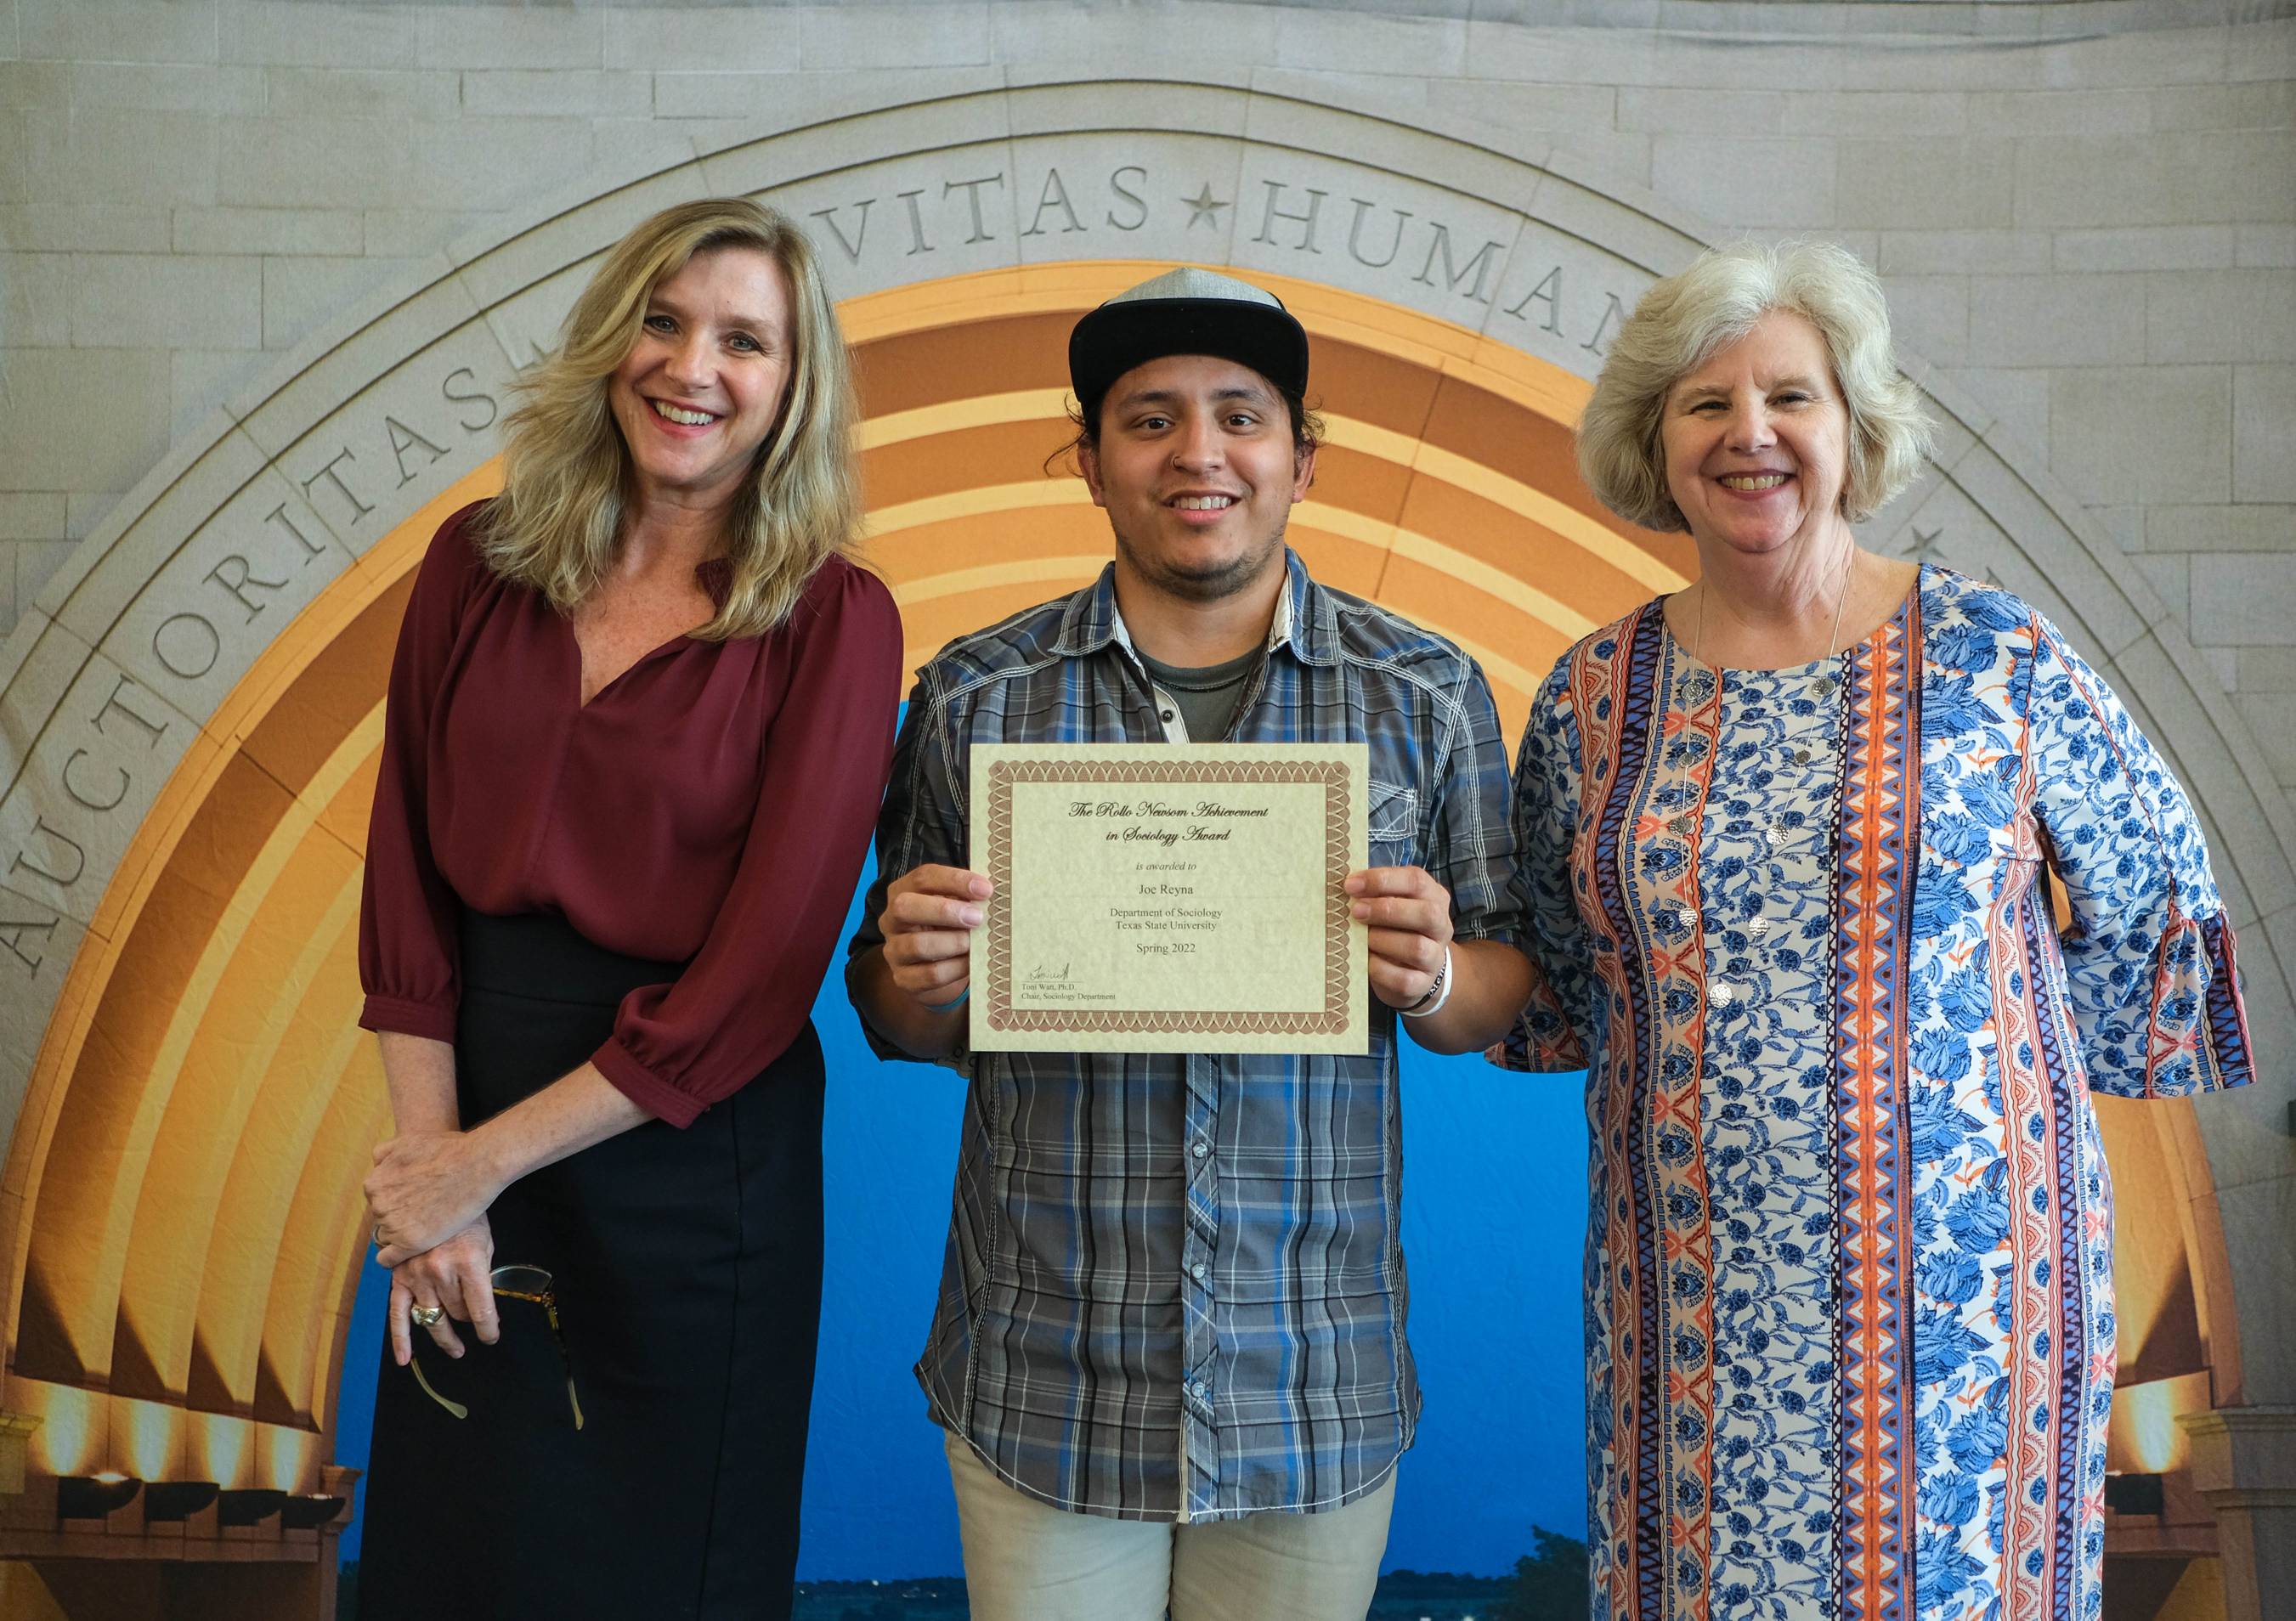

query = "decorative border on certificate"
(964, 739), (1368, 1056)
(984, 758), (1351, 1033)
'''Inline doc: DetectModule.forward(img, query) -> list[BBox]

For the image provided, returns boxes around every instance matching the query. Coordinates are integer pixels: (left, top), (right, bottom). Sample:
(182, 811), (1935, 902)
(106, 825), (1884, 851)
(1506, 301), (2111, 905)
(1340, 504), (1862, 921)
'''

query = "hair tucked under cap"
(1068, 266), (1310, 432)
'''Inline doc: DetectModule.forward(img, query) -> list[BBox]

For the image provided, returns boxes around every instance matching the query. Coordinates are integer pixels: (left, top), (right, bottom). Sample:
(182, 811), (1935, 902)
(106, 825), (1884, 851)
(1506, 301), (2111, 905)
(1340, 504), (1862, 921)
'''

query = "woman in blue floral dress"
(1497, 242), (2253, 1621)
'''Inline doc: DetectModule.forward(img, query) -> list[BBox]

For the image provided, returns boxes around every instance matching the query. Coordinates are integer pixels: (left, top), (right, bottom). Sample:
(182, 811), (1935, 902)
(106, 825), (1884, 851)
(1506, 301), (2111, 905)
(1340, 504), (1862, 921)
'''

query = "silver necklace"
(1689, 545), (1856, 697)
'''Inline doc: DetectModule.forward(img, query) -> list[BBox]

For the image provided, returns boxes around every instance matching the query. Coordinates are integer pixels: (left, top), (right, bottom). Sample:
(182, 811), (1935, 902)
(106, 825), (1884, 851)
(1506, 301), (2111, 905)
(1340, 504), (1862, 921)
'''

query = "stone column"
(2181, 1406), (2296, 1621)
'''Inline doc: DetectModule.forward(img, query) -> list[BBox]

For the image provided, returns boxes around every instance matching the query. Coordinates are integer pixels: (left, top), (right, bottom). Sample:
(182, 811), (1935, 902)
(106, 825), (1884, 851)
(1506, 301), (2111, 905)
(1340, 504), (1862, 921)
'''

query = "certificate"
(970, 743), (1370, 1054)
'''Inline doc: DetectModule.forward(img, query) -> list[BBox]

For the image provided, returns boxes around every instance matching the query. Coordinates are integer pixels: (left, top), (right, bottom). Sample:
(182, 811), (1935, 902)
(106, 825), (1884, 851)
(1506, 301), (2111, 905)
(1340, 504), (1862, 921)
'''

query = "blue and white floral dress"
(1496, 567), (2252, 1621)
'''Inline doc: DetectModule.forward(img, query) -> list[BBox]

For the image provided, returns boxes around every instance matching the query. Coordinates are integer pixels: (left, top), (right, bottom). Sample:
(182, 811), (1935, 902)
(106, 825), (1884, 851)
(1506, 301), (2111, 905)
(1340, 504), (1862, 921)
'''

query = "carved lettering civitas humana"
(228, 308), (516, 570)
(0, 654), (196, 930)
(126, 486), (340, 712)
(1233, 172), (1646, 353)
(1499, 263), (1629, 358)
(1485, 229), (1653, 369)
(0, 888), (62, 980)
(1244, 180), (1513, 310)
(0, 879), (86, 1122)
(101, 494), (334, 722)
(1241, 183), (1510, 310)
(284, 363), (503, 539)
(101, 360), (512, 721)
(773, 142), (1652, 353)
(803, 162), (1153, 267)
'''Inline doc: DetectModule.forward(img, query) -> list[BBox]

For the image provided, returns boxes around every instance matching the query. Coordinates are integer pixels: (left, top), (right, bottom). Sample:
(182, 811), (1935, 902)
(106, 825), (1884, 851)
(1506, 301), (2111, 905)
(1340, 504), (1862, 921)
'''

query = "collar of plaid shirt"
(1054, 547), (1321, 675)
(860, 547), (1519, 1526)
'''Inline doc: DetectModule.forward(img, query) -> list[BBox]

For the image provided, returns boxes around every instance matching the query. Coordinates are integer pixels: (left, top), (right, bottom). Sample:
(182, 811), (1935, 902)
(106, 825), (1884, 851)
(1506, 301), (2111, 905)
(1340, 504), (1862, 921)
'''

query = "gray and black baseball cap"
(1067, 266), (1310, 429)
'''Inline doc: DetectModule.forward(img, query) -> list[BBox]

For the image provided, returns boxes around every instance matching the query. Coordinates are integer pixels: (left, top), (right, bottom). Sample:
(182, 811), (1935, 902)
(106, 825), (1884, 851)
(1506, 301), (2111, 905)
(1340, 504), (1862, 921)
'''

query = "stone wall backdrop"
(3, 0), (2290, 807)
(0, 2), (2291, 1618)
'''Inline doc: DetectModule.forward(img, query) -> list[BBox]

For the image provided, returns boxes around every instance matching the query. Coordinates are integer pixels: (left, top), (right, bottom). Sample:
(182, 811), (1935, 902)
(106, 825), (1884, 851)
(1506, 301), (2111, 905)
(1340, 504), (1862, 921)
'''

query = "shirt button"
(1193, 1381), (1213, 1402)
(1711, 981), (1734, 1007)
(1160, 709), (1176, 724)
(1191, 1139), (1209, 1160)
(1190, 1262), (1208, 1283)
(1793, 748), (1812, 765)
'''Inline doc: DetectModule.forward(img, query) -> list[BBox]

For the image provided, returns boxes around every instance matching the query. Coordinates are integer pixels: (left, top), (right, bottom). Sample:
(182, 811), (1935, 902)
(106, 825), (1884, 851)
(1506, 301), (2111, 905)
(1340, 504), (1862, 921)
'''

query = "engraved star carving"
(1901, 523), (1948, 565)
(1181, 184), (1230, 230)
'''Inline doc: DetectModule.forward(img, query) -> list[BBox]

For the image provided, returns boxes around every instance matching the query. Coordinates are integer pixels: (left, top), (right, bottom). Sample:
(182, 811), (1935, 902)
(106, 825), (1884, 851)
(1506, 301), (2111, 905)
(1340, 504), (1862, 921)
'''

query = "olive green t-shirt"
(1138, 646), (1264, 743)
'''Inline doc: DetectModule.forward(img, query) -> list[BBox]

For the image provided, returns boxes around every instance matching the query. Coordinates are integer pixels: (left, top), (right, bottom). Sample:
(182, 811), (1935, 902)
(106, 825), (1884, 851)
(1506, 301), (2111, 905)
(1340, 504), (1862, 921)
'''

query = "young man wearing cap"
(845, 268), (1533, 1620)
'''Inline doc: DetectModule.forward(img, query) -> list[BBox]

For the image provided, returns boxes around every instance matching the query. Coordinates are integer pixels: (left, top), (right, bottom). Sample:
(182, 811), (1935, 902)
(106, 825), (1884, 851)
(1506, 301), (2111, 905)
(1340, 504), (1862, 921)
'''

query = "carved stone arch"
(0, 76), (2281, 1584)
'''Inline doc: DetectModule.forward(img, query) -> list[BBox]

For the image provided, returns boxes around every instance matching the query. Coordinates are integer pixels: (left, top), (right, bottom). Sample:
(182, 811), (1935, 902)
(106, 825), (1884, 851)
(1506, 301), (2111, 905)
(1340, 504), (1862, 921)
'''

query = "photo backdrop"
(0, 64), (2282, 1617)
(331, 852), (1595, 1579)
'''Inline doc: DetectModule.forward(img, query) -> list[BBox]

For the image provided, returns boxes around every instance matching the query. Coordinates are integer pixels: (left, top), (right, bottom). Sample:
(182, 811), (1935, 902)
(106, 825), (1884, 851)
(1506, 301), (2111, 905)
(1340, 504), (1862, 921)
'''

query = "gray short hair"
(1575, 240), (1934, 532)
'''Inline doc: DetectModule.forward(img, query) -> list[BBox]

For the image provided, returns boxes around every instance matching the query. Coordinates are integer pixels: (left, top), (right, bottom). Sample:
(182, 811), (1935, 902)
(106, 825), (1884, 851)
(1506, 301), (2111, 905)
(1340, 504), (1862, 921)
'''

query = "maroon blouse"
(358, 502), (903, 1127)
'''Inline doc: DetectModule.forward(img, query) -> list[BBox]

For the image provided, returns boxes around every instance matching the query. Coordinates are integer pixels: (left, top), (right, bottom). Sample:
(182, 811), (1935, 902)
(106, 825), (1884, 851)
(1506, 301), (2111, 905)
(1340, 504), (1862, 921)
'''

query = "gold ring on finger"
(410, 1304), (446, 1329)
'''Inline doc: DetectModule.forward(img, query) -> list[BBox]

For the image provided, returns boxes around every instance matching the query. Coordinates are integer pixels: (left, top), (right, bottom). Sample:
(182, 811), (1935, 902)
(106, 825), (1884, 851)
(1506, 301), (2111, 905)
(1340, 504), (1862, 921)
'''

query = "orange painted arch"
(0, 263), (1685, 1493)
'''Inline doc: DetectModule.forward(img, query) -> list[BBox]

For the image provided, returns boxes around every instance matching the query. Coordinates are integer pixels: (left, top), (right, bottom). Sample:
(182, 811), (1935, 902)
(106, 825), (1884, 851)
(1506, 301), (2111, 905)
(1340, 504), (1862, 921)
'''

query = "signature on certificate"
(1024, 960), (1073, 985)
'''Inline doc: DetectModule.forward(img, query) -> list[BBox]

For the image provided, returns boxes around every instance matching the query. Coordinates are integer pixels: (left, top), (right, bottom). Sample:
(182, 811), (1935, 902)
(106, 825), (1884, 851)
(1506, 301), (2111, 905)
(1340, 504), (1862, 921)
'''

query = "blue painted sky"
(336, 854), (1590, 1577)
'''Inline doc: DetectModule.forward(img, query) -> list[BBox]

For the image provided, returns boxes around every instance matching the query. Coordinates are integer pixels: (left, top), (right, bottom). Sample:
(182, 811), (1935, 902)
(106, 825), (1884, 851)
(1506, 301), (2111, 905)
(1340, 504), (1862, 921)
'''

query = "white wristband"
(1399, 944), (1454, 1019)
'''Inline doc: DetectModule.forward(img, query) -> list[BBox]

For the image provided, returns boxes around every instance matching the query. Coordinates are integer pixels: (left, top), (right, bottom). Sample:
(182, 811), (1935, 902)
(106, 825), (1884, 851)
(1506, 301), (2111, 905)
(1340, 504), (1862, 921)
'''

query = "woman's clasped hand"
(352, 196), (901, 1621)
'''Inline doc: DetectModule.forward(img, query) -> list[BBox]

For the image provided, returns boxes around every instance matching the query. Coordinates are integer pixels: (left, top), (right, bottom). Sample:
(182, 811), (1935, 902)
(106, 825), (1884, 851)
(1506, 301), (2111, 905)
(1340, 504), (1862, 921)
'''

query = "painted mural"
(0, 83), (2262, 1619)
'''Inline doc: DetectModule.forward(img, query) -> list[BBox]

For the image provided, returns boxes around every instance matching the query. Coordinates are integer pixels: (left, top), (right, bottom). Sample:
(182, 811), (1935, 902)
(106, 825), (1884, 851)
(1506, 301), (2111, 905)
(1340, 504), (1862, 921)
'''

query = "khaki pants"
(942, 1429), (1396, 1621)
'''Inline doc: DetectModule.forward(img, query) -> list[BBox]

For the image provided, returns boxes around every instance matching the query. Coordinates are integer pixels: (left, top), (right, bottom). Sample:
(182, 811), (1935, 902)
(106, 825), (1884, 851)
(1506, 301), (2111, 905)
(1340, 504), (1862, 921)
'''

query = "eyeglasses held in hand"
(408, 1263), (584, 1430)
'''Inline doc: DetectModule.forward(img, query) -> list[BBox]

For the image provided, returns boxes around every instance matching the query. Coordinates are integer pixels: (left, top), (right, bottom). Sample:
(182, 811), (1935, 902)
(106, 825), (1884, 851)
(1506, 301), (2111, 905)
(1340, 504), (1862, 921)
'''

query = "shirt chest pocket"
(1368, 780), (1418, 868)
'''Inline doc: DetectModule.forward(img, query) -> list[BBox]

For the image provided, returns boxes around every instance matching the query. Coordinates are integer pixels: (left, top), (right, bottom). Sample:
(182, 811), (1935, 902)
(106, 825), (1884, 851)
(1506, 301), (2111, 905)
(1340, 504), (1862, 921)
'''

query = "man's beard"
(1111, 522), (1286, 604)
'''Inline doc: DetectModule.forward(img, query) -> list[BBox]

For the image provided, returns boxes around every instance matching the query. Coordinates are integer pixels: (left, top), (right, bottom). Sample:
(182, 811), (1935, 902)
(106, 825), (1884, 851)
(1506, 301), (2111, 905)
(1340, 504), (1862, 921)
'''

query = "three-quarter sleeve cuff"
(591, 1037), (707, 1129)
(2193, 913), (2256, 1091)
(1486, 1016), (1588, 1073)
(359, 993), (459, 1044)
(2074, 907), (2254, 1100)
(1484, 963), (1588, 1074)
(2140, 909), (2254, 1098)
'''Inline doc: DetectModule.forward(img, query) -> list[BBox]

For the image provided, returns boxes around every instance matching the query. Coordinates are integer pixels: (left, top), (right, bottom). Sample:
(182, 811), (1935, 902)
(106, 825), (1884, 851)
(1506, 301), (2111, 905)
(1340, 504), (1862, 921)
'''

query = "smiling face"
(1660, 308), (1852, 558)
(1079, 353), (1315, 606)
(608, 246), (797, 516)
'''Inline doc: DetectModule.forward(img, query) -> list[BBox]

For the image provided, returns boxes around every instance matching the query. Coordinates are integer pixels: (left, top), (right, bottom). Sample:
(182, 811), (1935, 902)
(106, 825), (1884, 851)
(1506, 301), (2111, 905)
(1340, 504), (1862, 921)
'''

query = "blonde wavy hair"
(475, 197), (860, 640)
(1575, 240), (1933, 533)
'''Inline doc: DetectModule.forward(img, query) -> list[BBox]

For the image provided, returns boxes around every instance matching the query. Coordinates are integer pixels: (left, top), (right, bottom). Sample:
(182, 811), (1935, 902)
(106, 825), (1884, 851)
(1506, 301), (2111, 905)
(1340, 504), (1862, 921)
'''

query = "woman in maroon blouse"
(355, 197), (901, 1620)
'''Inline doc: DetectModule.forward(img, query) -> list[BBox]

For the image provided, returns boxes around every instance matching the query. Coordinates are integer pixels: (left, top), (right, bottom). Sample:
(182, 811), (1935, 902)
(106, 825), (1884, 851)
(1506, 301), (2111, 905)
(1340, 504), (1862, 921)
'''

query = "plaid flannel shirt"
(847, 551), (1518, 1522)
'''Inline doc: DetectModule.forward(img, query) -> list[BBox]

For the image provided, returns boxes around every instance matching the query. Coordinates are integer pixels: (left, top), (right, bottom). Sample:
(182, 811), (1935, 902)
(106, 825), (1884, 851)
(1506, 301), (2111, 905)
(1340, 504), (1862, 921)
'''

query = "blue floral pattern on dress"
(1496, 568), (2253, 1621)
(1699, 661), (1843, 1621)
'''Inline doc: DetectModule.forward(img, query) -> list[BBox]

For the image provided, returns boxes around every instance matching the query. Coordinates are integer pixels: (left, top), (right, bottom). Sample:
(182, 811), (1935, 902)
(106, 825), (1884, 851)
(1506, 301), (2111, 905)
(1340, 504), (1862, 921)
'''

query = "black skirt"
(359, 911), (823, 1621)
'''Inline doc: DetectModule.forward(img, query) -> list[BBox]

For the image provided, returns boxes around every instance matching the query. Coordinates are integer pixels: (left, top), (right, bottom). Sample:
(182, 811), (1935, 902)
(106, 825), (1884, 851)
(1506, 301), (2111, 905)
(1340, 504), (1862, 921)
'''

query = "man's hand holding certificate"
(846, 265), (1539, 1590)
(969, 743), (1370, 1053)
(862, 737), (1501, 1061)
